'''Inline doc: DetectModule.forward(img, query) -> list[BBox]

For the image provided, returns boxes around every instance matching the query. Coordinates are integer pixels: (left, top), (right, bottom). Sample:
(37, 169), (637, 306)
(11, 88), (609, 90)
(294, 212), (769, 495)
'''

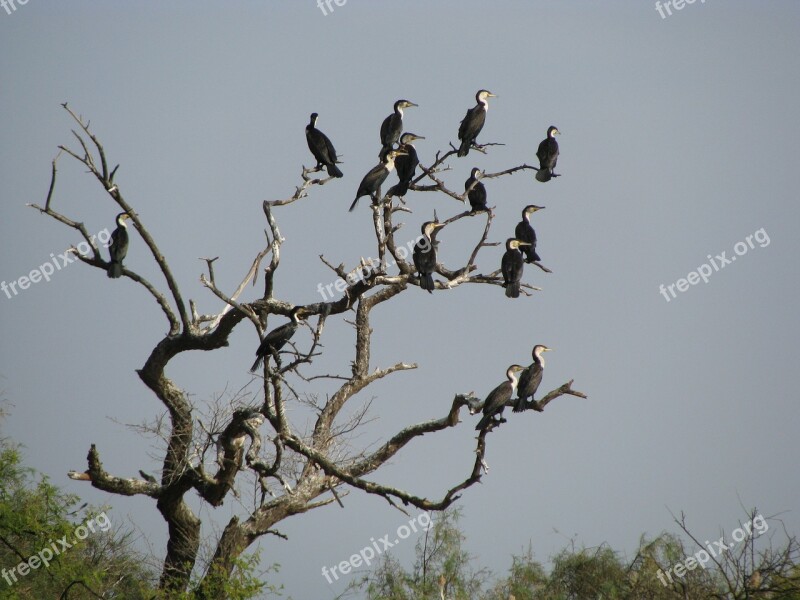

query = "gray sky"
(2, 1), (799, 598)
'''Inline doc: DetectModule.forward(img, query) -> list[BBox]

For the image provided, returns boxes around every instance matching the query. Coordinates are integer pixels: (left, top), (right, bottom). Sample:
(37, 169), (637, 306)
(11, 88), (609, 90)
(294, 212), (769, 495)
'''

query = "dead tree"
(34, 103), (586, 596)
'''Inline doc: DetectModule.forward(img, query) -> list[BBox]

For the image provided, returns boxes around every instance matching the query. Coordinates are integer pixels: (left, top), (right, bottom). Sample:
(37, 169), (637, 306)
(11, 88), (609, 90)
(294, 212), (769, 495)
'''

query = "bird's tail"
(512, 396), (528, 413)
(327, 163), (343, 178)
(457, 139), (470, 157)
(107, 262), (122, 278)
(250, 355), (264, 373)
(505, 282), (520, 298)
(533, 250), (541, 263)
(349, 197), (360, 212)
(475, 414), (492, 431)
(420, 272), (434, 293)
(535, 169), (552, 182)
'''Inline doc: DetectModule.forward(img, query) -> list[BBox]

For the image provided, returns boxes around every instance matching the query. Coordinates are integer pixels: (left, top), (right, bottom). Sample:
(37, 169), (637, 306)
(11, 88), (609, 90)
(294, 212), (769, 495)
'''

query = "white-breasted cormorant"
(250, 306), (305, 372)
(514, 205), (544, 263)
(465, 167), (488, 212)
(306, 112), (343, 178)
(349, 149), (405, 212)
(380, 99), (417, 156)
(513, 345), (552, 412)
(412, 220), (445, 293)
(457, 90), (496, 157)
(475, 364), (525, 430)
(388, 132), (424, 197)
(107, 212), (131, 279)
(536, 126), (560, 181)
(501, 238), (530, 298)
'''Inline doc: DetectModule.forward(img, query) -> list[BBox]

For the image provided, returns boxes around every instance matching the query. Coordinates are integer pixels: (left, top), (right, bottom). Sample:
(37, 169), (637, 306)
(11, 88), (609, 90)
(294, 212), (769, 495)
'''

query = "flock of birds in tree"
(103, 89), (564, 432)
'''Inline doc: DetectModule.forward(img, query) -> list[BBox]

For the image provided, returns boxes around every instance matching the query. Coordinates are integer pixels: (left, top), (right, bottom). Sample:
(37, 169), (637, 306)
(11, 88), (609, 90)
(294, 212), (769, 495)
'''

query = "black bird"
(380, 99), (417, 156)
(250, 306), (305, 372)
(107, 212), (131, 279)
(413, 220), (445, 293)
(388, 133), (424, 197)
(349, 149), (405, 212)
(464, 168), (488, 212)
(501, 238), (530, 298)
(457, 89), (496, 157)
(514, 205), (545, 263)
(536, 126), (560, 182)
(475, 364), (525, 430)
(513, 345), (552, 412)
(306, 112), (343, 178)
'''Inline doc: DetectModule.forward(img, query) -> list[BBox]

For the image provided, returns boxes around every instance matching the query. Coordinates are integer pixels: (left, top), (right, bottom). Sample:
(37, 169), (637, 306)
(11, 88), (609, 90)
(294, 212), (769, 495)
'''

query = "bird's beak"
(433, 222), (446, 229)
(414, 135), (426, 140)
(517, 241), (531, 246)
(408, 101), (418, 108)
(488, 93), (498, 98)
(544, 347), (553, 352)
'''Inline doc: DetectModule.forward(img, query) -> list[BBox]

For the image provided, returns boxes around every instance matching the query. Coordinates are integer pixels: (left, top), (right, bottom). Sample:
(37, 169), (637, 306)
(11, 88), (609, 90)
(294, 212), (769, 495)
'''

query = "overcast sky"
(2, 2), (799, 598)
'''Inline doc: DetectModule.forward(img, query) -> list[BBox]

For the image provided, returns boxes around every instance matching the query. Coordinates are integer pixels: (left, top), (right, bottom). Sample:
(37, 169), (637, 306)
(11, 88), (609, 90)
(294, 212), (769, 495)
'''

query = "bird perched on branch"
(380, 99), (417, 157)
(501, 239), (530, 298)
(305, 112), (343, 178)
(250, 306), (305, 372)
(388, 132), (424, 197)
(514, 205), (544, 263)
(513, 345), (552, 412)
(350, 149), (406, 212)
(457, 89), (496, 157)
(465, 168), (488, 212)
(536, 126), (560, 182)
(413, 220), (445, 293)
(475, 364), (525, 430)
(107, 212), (131, 279)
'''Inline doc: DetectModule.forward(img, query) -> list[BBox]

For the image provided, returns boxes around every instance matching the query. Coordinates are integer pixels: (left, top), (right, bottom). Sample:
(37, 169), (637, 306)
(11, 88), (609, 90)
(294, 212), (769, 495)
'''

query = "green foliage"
(0, 439), (154, 599)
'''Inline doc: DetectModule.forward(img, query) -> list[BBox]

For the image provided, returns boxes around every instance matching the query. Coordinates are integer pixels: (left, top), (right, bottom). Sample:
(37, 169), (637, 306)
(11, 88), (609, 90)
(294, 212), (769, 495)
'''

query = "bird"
(380, 99), (417, 156)
(457, 89), (496, 157)
(501, 238), (530, 298)
(413, 220), (445, 293)
(513, 345), (552, 412)
(349, 149), (406, 212)
(464, 168), (488, 212)
(305, 112), (343, 178)
(107, 212), (131, 278)
(475, 364), (525, 430)
(514, 205), (544, 263)
(250, 306), (305, 372)
(388, 132), (424, 197)
(536, 126), (560, 182)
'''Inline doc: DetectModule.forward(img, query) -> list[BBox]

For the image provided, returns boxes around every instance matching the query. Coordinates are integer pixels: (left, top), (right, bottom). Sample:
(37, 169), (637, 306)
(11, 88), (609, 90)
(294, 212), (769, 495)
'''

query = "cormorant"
(513, 345), (552, 412)
(388, 133), (424, 197)
(380, 99), (417, 156)
(349, 149), (405, 212)
(107, 212), (131, 279)
(457, 89), (496, 157)
(475, 364), (525, 430)
(464, 168), (488, 212)
(250, 306), (305, 372)
(501, 238), (530, 298)
(514, 205), (544, 263)
(306, 112), (343, 178)
(412, 220), (445, 293)
(536, 126), (560, 181)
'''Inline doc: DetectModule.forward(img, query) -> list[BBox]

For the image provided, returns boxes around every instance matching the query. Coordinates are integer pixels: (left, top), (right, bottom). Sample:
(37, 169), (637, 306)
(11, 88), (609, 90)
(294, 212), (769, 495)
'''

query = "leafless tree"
(31, 103), (586, 597)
